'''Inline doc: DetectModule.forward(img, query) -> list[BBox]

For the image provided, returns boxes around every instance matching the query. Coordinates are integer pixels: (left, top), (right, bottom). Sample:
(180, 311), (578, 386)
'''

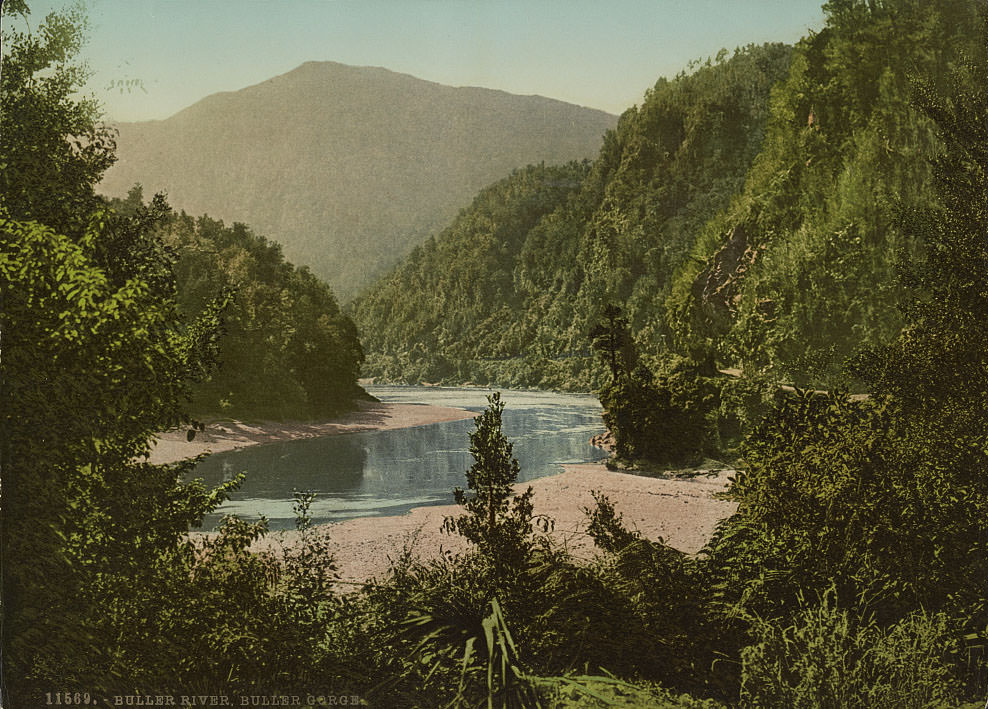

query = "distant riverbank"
(149, 400), (476, 465)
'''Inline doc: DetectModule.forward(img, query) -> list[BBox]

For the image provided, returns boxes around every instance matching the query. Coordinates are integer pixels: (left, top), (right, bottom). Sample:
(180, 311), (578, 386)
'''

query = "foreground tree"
(0, 0), (116, 237)
(0, 2), (225, 701)
(443, 392), (541, 576)
(0, 207), (234, 701)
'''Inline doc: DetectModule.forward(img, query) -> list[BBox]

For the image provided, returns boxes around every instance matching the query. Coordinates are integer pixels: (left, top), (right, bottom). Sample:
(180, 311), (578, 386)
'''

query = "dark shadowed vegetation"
(113, 186), (366, 420)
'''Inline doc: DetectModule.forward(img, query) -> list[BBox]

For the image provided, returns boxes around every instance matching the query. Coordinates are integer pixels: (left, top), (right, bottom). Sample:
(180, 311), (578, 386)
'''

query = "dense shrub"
(740, 589), (962, 708)
(599, 359), (719, 466)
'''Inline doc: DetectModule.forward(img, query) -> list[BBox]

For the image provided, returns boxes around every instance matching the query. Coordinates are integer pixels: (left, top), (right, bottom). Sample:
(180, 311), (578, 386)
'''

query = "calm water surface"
(192, 386), (606, 530)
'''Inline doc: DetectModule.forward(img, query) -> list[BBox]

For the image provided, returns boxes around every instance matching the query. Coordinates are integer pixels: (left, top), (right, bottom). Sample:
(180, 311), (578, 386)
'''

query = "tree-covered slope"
(354, 0), (983, 392)
(667, 0), (985, 388)
(98, 61), (616, 301)
(352, 42), (793, 389)
(352, 161), (592, 385)
(166, 207), (366, 420)
(112, 186), (365, 420)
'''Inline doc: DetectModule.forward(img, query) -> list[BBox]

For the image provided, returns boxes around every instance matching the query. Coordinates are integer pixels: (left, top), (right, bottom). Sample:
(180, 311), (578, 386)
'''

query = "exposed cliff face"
(98, 61), (616, 300)
(692, 224), (758, 327)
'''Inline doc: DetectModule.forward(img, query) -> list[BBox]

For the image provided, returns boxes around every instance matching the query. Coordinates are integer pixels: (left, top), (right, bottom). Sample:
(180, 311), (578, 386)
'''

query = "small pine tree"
(443, 393), (541, 575)
(589, 304), (637, 381)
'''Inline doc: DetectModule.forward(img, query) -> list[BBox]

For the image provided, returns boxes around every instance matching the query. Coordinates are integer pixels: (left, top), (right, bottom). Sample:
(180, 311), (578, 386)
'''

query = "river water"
(192, 386), (607, 530)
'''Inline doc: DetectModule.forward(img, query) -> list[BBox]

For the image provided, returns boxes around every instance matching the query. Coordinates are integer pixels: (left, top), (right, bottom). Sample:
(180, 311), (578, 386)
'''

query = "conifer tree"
(443, 393), (538, 575)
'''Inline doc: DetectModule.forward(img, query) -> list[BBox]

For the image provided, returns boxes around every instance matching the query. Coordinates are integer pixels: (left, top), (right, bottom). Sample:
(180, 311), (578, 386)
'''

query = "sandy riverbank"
(163, 399), (737, 585)
(149, 399), (477, 465)
(247, 463), (737, 585)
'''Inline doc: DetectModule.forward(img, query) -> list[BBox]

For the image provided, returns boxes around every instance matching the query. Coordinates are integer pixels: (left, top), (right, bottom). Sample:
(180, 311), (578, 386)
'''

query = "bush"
(599, 358), (718, 466)
(740, 589), (962, 708)
(707, 389), (988, 629)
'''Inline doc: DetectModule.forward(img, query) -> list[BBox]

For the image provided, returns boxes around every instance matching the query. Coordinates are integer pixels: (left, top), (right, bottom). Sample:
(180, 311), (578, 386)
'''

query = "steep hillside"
(667, 0), (984, 387)
(353, 161), (593, 386)
(354, 0), (984, 392)
(98, 61), (616, 300)
(352, 43), (793, 389)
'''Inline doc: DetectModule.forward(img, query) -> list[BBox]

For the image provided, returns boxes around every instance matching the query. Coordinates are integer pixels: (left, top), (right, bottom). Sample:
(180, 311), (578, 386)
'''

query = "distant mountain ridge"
(98, 61), (617, 299)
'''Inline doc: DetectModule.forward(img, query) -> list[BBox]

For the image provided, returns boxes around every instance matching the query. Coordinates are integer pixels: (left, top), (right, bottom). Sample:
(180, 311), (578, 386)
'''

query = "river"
(191, 386), (607, 530)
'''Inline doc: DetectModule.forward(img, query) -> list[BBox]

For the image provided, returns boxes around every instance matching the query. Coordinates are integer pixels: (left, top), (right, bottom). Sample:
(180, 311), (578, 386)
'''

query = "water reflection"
(192, 387), (606, 530)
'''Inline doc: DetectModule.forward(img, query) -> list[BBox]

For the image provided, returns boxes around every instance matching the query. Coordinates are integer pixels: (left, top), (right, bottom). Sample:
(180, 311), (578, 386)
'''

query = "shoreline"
(236, 462), (737, 585)
(149, 399), (477, 465)
(167, 394), (737, 585)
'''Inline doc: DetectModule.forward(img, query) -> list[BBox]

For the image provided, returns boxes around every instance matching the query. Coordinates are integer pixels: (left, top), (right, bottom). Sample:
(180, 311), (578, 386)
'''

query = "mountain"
(98, 61), (616, 300)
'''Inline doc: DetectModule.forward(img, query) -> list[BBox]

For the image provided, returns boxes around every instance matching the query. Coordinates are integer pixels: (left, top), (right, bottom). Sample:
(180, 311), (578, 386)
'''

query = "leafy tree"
(711, 390), (988, 627)
(598, 357), (719, 466)
(0, 210), (230, 701)
(0, 0), (116, 237)
(0, 3), (226, 701)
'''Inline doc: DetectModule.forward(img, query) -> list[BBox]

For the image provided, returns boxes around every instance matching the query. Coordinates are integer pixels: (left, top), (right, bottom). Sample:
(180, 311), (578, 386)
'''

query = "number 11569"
(46, 692), (92, 705)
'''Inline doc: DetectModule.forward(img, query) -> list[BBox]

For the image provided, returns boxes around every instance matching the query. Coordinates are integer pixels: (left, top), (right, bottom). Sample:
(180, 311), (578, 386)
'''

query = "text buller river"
(110, 695), (362, 706)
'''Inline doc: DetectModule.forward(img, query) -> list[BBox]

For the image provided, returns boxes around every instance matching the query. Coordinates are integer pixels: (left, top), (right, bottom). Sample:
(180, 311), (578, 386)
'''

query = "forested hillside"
(353, 0), (983, 393)
(353, 41), (793, 388)
(668, 0), (984, 387)
(98, 61), (616, 300)
(115, 187), (365, 420)
(353, 161), (595, 386)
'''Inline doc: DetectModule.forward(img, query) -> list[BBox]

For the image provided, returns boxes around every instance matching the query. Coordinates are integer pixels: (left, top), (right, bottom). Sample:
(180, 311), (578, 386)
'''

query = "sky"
(7, 0), (827, 123)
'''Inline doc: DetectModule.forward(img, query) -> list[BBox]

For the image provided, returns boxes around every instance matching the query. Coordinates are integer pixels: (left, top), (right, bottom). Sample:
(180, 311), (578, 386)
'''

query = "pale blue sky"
(8, 0), (826, 122)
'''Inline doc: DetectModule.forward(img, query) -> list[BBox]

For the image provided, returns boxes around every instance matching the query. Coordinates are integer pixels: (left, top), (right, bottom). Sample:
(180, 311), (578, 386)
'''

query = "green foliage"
(1, 4), (364, 702)
(159, 502), (358, 696)
(589, 304), (637, 381)
(545, 682), (725, 709)
(0, 207), (228, 701)
(705, 11), (988, 664)
(707, 390), (988, 631)
(365, 534), (718, 707)
(700, 16), (988, 704)
(352, 161), (594, 388)
(583, 491), (640, 554)
(1, 1), (116, 237)
(671, 0), (984, 386)
(356, 1), (983, 396)
(405, 597), (546, 709)
(851, 24), (988, 418)
(148, 206), (366, 420)
(740, 589), (962, 707)
(0, 6), (226, 701)
(581, 493), (720, 695)
(353, 43), (792, 391)
(598, 358), (719, 466)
